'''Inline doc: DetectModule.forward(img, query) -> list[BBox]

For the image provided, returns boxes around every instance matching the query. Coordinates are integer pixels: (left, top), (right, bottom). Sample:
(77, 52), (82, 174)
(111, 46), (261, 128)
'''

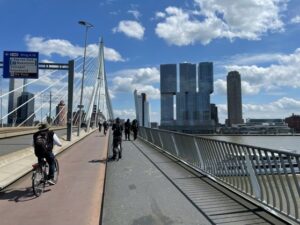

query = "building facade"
(160, 62), (215, 133)
(8, 79), (23, 125)
(55, 100), (66, 126)
(285, 114), (300, 133)
(134, 90), (150, 127)
(227, 71), (243, 126)
(160, 64), (177, 126)
(16, 92), (35, 126)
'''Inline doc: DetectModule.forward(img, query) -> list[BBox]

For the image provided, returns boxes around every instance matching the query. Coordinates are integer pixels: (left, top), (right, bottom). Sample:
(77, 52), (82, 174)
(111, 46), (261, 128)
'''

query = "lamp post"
(77, 20), (93, 136)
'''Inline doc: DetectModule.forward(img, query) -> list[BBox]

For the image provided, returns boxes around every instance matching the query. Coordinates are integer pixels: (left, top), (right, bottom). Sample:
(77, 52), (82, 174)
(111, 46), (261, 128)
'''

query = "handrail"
(139, 127), (300, 224)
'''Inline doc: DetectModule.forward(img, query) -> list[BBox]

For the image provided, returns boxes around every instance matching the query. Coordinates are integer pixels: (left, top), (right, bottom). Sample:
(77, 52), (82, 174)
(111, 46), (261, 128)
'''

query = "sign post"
(3, 51), (39, 79)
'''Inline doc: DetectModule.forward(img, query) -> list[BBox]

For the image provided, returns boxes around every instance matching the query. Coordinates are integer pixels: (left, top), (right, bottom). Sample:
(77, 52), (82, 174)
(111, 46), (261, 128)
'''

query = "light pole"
(77, 20), (93, 136)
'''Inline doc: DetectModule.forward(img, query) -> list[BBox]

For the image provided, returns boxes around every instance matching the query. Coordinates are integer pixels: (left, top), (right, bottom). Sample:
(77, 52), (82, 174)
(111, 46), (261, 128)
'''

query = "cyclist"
(33, 123), (62, 185)
(112, 118), (123, 160)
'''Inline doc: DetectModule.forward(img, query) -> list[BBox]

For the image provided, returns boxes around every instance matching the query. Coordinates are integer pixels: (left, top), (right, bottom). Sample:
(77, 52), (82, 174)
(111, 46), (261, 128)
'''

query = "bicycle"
(32, 158), (59, 197)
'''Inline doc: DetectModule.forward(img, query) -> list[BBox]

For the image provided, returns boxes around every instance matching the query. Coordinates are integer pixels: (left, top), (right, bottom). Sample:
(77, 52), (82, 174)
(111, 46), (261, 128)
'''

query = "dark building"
(8, 79), (23, 125)
(160, 62), (215, 133)
(227, 71), (243, 126)
(210, 104), (219, 125)
(285, 114), (300, 133)
(16, 92), (35, 126)
(160, 64), (177, 126)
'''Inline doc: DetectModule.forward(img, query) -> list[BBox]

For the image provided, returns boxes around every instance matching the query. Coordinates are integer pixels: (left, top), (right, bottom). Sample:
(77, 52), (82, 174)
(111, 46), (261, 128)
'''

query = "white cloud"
(290, 15), (300, 24)
(110, 67), (160, 99)
(25, 35), (124, 61)
(214, 48), (300, 96)
(155, 0), (287, 46)
(217, 97), (300, 123)
(128, 10), (141, 19)
(113, 109), (136, 120)
(112, 20), (145, 40)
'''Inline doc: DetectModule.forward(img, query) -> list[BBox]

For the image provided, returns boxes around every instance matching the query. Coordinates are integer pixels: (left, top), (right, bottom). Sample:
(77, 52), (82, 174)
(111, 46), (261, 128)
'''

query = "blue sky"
(1, 0), (300, 124)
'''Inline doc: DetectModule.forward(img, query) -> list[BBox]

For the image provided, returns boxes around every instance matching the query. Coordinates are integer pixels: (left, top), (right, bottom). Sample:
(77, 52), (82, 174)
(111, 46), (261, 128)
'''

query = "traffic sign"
(3, 51), (39, 79)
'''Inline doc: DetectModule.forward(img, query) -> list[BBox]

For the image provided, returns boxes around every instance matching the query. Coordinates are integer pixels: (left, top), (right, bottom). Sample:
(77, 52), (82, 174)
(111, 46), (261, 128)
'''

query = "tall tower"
(197, 62), (213, 122)
(16, 91), (35, 126)
(134, 90), (150, 127)
(227, 71), (243, 126)
(160, 64), (177, 126)
(8, 79), (23, 125)
(177, 63), (196, 125)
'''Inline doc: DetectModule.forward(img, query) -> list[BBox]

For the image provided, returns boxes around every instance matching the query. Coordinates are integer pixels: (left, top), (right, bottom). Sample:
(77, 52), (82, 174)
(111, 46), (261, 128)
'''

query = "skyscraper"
(160, 62), (215, 133)
(8, 79), (23, 125)
(16, 91), (35, 126)
(177, 63), (196, 125)
(197, 62), (213, 123)
(227, 71), (243, 126)
(134, 90), (150, 127)
(160, 64), (177, 126)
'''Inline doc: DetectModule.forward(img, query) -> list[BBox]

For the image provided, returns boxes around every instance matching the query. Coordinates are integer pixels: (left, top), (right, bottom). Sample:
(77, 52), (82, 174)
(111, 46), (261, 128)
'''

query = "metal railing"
(139, 127), (300, 224)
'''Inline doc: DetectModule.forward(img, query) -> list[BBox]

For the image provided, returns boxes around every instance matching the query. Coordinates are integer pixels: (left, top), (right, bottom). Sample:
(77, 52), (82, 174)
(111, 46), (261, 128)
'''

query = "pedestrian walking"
(132, 119), (138, 140)
(124, 119), (131, 140)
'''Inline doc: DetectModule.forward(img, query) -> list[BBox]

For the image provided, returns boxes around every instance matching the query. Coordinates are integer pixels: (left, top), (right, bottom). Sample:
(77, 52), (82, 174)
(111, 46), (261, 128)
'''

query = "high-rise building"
(55, 100), (66, 126)
(134, 90), (150, 127)
(177, 63), (196, 125)
(227, 71), (243, 126)
(16, 92), (35, 126)
(210, 104), (219, 125)
(8, 79), (23, 125)
(160, 64), (177, 126)
(196, 62), (213, 123)
(160, 62), (215, 133)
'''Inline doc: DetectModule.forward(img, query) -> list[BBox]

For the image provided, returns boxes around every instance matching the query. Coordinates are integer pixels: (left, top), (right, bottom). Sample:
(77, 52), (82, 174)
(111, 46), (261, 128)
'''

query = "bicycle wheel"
(53, 158), (59, 183)
(32, 166), (45, 197)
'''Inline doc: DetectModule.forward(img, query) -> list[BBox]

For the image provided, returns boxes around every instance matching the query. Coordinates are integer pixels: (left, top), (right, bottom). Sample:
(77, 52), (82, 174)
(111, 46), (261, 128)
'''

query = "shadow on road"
(88, 158), (107, 164)
(0, 187), (36, 202)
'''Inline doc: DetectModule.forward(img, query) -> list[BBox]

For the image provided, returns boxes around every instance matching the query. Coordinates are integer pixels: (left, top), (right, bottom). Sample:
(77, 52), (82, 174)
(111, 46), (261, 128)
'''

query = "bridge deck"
(102, 139), (287, 225)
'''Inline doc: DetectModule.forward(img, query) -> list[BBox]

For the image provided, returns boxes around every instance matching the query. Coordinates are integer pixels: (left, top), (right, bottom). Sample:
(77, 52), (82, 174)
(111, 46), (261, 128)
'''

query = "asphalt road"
(0, 131), (108, 225)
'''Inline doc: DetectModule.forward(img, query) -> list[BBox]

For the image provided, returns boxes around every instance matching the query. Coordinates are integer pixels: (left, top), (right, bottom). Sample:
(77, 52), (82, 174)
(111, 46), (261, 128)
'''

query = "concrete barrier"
(0, 129), (97, 190)
(0, 127), (69, 139)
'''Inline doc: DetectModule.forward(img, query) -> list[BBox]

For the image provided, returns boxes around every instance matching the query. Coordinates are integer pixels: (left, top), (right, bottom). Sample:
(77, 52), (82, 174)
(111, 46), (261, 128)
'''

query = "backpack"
(33, 131), (53, 157)
(113, 124), (122, 137)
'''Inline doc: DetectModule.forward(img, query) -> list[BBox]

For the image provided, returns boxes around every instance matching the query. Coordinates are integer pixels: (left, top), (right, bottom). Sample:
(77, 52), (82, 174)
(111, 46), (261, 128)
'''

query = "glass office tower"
(160, 64), (177, 126)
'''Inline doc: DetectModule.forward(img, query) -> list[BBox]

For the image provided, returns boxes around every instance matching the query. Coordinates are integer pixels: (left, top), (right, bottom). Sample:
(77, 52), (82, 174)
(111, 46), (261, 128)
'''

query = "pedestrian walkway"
(102, 139), (288, 225)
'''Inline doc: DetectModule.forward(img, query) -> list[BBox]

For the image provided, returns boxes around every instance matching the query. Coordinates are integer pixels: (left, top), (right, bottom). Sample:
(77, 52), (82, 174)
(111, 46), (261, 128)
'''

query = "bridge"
(0, 40), (299, 225)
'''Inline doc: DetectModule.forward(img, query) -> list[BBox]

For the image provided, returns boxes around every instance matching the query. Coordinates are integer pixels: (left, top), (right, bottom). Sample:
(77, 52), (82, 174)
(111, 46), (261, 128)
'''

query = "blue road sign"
(3, 51), (39, 79)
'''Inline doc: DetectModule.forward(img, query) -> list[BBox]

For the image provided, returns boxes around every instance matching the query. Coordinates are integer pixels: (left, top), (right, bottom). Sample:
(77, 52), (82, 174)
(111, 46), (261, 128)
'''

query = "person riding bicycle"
(112, 117), (123, 160)
(33, 123), (62, 185)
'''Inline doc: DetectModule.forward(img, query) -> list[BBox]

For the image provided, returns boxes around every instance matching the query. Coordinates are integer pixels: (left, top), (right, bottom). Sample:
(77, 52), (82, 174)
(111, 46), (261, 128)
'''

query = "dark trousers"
(133, 130), (138, 140)
(112, 136), (122, 158)
(125, 131), (130, 140)
(39, 151), (55, 179)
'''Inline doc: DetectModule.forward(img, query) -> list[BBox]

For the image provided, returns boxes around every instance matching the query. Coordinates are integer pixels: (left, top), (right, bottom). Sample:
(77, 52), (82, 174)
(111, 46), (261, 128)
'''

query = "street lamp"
(77, 20), (93, 136)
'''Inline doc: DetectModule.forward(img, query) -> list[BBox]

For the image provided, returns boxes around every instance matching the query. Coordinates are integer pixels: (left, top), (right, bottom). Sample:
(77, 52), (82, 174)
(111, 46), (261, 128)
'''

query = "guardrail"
(139, 127), (300, 224)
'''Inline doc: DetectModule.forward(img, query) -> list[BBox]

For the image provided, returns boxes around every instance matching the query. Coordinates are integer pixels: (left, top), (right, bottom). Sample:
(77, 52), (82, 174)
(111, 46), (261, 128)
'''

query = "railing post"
(171, 134), (179, 156)
(67, 60), (74, 141)
(245, 154), (261, 199)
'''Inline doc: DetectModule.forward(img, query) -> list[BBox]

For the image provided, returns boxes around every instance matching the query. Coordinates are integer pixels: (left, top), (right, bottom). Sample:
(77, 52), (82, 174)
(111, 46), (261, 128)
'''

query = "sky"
(1, 0), (300, 124)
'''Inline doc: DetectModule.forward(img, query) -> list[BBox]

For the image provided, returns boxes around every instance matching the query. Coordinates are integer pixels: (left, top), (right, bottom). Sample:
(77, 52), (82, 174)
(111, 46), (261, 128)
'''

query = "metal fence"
(139, 127), (300, 224)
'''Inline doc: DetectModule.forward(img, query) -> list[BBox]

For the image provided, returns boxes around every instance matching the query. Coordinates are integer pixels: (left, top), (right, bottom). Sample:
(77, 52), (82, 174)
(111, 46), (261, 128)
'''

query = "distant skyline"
(1, 0), (300, 124)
